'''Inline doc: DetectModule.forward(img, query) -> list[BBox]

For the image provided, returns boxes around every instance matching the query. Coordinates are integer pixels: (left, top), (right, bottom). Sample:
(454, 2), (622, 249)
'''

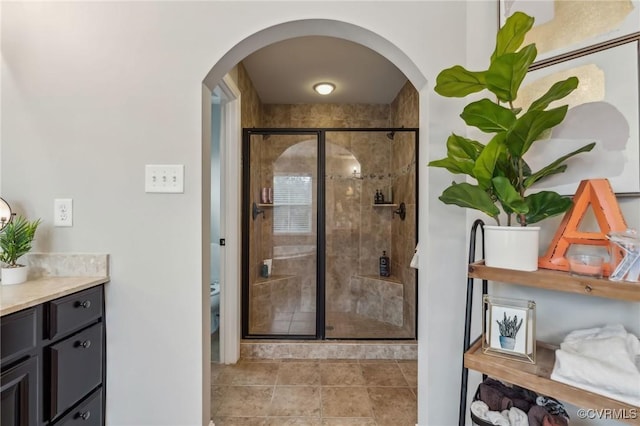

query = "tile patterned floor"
(211, 359), (417, 426)
(250, 311), (411, 338)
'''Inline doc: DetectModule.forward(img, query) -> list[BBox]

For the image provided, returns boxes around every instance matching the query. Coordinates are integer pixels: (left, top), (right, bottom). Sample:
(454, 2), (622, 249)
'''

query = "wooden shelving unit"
(469, 261), (640, 302)
(460, 222), (640, 425)
(465, 339), (640, 424)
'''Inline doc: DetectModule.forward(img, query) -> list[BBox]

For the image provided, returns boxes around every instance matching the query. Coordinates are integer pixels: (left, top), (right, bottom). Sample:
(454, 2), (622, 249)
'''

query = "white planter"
(484, 226), (540, 271)
(1, 266), (29, 285)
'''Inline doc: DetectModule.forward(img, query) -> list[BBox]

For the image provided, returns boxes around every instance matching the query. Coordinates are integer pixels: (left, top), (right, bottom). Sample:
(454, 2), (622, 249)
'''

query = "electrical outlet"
(54, 198), (73, 227)
(145, 164), (184, 193)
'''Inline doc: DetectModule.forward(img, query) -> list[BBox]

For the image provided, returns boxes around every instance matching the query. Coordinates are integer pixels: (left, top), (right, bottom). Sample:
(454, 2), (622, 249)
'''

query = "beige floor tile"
(211, 386), (224, 417)
(397, 360), (418, 387)
(216, 362), (280, 385)
(211, 362), (226, 383)
(269, 386), (321, 417)
(324, 312), (408, 339)
(375, 418), (418, 426)
(213, 386), (273, 417)
(289, 321), (315, 334)
(367, 387), (417, 425)
(360, 362), (408, 386)
(318, 359), (357, 363)
(265, 417), (323, 425)
(270, 320), (292, 333)
(211, 351), (417, 424)
(320, 363), (365, 386)
(274, 312), (294, 321)
(277, 362), (320, 385)
(292, 311), (315, 321)
(211, 417), (268, 426)
(321, 387), (373, 418)
(321, 419), (377, 426)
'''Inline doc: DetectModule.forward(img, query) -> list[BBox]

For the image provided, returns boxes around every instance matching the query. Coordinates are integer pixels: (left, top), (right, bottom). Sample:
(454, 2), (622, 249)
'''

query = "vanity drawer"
(54, 388), (103, 426)
(48, 322), (103, 420)
(47, 286), (103, 340)
(0, 307), (37, 367)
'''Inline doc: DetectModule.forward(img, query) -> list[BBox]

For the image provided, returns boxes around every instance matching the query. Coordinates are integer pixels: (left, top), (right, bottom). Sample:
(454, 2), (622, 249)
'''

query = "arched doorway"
(201, 18), (428, 423)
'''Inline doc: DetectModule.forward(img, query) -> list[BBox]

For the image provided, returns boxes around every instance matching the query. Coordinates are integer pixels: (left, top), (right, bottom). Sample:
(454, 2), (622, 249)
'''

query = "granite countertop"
(0, 253), (110, 316)
(1, 276), (109, 316)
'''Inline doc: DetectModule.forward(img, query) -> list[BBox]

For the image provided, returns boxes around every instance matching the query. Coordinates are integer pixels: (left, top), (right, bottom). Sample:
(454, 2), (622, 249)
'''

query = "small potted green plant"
(428, 12), (595, 271)
(0, 215), (42, 285)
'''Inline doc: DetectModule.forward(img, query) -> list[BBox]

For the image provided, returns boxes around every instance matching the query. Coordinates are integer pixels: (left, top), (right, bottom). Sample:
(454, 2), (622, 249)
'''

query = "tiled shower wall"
(390, 82), (419, 336)
(238, 63), (265, 289)
(237, 61), (418, 337)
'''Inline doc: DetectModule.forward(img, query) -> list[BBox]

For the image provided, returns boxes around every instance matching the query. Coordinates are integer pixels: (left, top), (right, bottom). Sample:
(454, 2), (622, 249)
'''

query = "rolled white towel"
(508, 407), (529, 426)
(487, 410), (510, 426)
(471, 400), (490, 422)
(470, 399), (529, 426)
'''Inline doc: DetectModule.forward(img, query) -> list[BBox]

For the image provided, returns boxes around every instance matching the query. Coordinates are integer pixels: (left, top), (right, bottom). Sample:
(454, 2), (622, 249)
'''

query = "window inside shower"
(242, 128), (417, 340)
(273, 175), (313, 234)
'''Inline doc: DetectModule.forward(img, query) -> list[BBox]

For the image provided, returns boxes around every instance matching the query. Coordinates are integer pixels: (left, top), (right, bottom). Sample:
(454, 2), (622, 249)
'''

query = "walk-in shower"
(242, 128), (418, 340)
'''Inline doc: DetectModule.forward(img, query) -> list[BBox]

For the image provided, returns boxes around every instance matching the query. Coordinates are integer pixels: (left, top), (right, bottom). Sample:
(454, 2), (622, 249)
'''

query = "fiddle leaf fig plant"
(429, 11), (595, 226)
(0, 215), (41, 268)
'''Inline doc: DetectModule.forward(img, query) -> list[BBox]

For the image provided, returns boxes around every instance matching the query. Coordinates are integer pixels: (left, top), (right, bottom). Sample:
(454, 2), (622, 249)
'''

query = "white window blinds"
(273, 175), (313, 234)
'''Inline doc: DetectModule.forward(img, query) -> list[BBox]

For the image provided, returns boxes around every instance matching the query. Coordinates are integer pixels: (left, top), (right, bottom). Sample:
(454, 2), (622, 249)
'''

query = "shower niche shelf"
(254, 274), (294, 283)
(372, 203), (398, 207)
(257, 203), (274, 207)
(358, 274), (402, 284)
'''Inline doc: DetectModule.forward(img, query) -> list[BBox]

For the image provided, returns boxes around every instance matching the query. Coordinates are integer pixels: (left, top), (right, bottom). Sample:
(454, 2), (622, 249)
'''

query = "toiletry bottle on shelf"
(379, 251), (390, 277)
(374, 190), (380, 204)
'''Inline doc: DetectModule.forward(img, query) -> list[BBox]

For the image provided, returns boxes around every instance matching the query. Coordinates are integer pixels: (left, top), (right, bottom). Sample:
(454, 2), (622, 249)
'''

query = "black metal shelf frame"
(459, 219), (488, 426)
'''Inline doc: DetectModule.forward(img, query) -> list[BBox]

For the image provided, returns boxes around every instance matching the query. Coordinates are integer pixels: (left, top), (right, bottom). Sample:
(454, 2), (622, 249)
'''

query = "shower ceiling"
(241, 36), (408, 105)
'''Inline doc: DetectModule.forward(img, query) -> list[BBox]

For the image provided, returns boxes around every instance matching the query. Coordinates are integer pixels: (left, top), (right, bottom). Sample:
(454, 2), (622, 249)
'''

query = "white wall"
(1, 2), (471, 425)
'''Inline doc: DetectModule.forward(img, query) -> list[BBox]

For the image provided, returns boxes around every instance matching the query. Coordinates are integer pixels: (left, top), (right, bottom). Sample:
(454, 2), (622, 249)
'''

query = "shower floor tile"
(211, 359), (417, 426)
(249, 311), (411, 338)
(325, 312), (410, 339)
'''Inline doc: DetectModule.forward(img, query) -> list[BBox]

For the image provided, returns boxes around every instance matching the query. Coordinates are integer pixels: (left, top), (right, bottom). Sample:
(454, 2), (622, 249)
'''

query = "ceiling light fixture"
(313, 82), (335, 95)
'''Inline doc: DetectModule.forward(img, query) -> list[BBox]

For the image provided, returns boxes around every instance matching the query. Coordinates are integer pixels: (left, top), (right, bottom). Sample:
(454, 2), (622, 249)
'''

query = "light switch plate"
(145, 164), (184, 193)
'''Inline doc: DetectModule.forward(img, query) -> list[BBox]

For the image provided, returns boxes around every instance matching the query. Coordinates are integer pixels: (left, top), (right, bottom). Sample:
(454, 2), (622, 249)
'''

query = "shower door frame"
(241, 127), (419, 340)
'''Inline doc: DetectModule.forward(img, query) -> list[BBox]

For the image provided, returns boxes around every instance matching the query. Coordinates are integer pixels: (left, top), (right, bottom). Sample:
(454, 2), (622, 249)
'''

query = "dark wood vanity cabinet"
(0, 355), (39, 426)
(0, 285), (105, 426)
(1, 307), (40, 426)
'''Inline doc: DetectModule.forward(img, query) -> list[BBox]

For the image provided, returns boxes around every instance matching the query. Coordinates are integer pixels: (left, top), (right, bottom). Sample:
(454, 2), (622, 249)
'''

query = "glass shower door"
(324, 130), (417, 339)
(244, 132), (319, 337)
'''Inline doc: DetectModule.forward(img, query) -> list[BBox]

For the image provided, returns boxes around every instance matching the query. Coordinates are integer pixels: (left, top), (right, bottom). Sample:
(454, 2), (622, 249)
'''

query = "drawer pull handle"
(76, 300), (92, 309)
(76, 340), (92, 349)
(79, 411), (91, 420)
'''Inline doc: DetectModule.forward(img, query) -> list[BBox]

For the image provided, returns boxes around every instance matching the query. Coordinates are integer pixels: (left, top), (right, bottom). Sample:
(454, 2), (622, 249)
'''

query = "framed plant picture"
(483, 296), (536, 363)
(499, 0), (640, 63)
(517, 39), (640, 195)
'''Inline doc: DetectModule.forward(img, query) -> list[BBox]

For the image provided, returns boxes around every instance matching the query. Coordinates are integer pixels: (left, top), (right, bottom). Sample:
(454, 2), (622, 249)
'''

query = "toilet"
(210, 281), (220, 332)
